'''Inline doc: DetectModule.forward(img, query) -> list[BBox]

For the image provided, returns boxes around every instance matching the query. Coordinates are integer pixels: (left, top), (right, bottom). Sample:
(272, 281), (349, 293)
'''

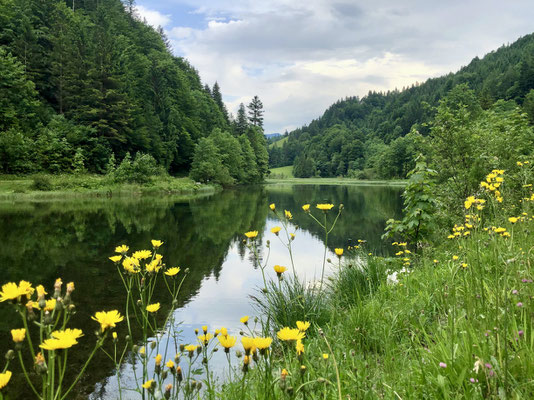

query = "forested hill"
(0, 0), (268, 181)
(270, 33), (534, 179)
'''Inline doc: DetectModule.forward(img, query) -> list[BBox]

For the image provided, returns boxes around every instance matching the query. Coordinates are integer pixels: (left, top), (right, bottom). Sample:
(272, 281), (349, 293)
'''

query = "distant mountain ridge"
(269, 32), (534, 178)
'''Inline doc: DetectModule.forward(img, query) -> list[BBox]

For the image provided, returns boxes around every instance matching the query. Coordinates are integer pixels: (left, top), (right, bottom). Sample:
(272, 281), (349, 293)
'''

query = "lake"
(0, 183), (403, 399)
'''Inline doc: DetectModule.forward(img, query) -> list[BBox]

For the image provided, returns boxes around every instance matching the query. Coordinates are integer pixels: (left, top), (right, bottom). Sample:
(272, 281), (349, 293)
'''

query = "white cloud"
(162, 0), (534, 133)
(134, 5), (171, 28)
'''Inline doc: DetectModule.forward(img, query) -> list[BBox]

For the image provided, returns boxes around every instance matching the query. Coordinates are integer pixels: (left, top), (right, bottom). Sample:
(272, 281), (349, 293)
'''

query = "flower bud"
(5, 350), (15, 361)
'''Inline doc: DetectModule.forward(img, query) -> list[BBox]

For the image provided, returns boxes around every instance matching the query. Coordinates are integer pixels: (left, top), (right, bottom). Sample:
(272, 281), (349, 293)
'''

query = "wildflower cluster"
(0, 277), (122, 399)
(480, 169), (504, 202)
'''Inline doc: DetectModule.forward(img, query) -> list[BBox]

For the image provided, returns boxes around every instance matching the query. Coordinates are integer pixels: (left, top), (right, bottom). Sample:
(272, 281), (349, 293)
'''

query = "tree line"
(0, 0), (269, 184)
(269, 33), (534, 179)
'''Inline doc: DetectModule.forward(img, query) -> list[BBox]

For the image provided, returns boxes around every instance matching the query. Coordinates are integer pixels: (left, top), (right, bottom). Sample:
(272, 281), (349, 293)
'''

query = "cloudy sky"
(135, 0), (534, 133)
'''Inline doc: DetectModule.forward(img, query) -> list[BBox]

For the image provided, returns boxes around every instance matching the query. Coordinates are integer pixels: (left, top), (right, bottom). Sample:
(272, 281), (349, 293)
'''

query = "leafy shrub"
(108, 152), (165, 184)
(30, 175), (53, 191)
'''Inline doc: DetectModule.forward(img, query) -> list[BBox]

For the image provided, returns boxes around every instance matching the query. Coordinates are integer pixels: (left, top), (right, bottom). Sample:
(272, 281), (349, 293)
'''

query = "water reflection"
(0, 184), (402, 399)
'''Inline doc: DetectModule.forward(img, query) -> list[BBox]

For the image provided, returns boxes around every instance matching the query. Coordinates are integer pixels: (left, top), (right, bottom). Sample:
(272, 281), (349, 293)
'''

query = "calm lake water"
(0, 184), (403, 399)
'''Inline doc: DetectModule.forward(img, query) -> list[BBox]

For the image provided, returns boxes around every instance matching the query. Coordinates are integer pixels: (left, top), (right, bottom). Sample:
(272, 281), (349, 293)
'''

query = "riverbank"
(215, 173), (534, 398)
(0, 174), (218, 201)
(266, 176), (407, 185)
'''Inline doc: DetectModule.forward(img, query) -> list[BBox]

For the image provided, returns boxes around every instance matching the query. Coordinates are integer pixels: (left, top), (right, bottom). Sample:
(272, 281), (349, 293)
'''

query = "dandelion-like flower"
(11, 328), (26, 343)
(269, 203), (276, 211)
(146, 303), (161, 313)
(271, 226), (281, 235)
(133, 250), (152, 260)
(40, 329), (83, 351)
(240, 315), (249, 324)
(184, 344), (198, 357)
(198, 333), (213, 346)
(277, 327), (305, 341)
(0, 371), (12, 390)
(245, 231), (258, 239)
(166, 360), (175, 369)
(322, 353), (329, 360)
(284, 210), (293, 219)
(0, 282), (20, 302)
(122, 257), (140, 274)
(155, 354), (162, 366)
(109, 255), (122, 263)
(296, 339), (304, 355)
(218, 335), (237, 352)
(316, 203), (334, 211)
(302, 204), (310, 212)
(274, 265), (287, 278)
(43, 299), (56, 312)
(142, 380), (155, 390)
(296, 321), (310, 332)
(241, 336), (256, 355)
(92, 310), (124, 332)
(115, 245), (129, 254)
(164, 267), (180, 276)
(151, 240), (163, 248)
(335, 248), (343, 257)
(253, 337), (272, 352)
(509, 217), (519, 223)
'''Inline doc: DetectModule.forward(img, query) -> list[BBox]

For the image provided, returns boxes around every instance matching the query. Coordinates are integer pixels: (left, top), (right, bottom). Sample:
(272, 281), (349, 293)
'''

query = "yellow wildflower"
(11, 328), (26, 343)
(122, 257), (140, 274)
(92, 310), (124, 332)
(334, 248), (343, 257)
(198, 333), (213, 345)
(218, 335), (237, 350)
(452, 255), (459, 260)
(509, 217), (519, 223)
(277, 327), (305, 341)
(245, 231), (258, 239)
(115, 245), (129, 254)
(164, 267), (180, 276)
(0, 282), (21, 302)
(240, 315), (249, 324)
(40, 329), (83, 351)
(322, 353), (329, 360)
(271, 226), (281, 235)
(296, 321), (310, 332)
(133, 250), (152, 260)
(43, 299), (56, 312)
(296, 339), (304, 355)
(316, 203), (334, 211)
(145, 260), (161, 273)
(274, 265), (287, 278)
(241, 336), (256, 354)
(155, 354), (162, 366)
(166, 360), (175, 369)
(302, 204), (310, 212)
(285, 210), (293, 219)
(146, 303), (161, 313)
(151, 240), (163, 248)
(253, 337), (273, 350)
(142, 380), (155, 390)
(269, 203), (276, 211)
(0, 371), (12, 390)
(109, 255), (122, 263)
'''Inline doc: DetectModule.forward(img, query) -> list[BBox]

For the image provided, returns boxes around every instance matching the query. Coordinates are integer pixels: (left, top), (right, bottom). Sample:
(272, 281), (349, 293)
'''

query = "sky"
(134, 0), (534, 134)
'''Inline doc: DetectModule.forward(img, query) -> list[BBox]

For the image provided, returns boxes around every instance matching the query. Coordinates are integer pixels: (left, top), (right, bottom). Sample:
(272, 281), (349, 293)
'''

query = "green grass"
(216, 189), (534, 399)
(0, 174), (217, 201)
(269, 136), (288, 149)
(268, 165), (294, 179)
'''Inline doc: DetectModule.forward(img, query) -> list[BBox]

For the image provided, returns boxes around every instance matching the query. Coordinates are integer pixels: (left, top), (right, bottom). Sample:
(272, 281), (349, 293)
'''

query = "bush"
(30, 175), (53, 191)
(108, 152), (165, 184)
